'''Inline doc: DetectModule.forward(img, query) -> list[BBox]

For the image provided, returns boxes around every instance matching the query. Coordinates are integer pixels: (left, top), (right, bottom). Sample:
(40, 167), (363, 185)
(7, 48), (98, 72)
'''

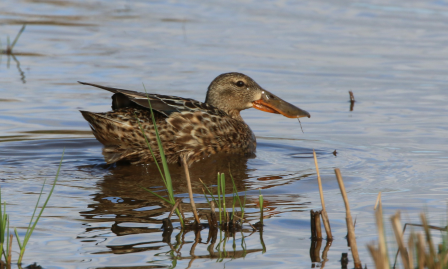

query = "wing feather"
(78, 81), (227, 117)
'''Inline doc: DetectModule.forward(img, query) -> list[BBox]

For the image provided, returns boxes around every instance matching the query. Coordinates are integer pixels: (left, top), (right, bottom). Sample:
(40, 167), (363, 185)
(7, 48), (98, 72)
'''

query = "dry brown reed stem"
(390, 212), (410, 269)
(420, 213), (437, 259)
(314, 211), (323, 239)
(310, 211), (316, 238)
(168, 198), (182, 219)
(416, 233), (425, 269)
(310, 210), (323, 239)
(374, 192), (389, 269)
(315, 211), (322, 239)
(8, 234), (12, 265)
(367, 244), (382, 268)
(313, 149), (333, 240)
(209, 201), (218, 229)
(334, 168), (362, 268)
(374, 192), (381, 210)
(182, 156), (200, 224)
(407, 233), (415, 269)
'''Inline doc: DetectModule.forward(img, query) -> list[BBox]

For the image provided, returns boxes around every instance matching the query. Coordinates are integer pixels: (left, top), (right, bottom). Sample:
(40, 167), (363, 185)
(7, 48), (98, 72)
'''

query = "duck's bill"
(252, 91), (310, 119)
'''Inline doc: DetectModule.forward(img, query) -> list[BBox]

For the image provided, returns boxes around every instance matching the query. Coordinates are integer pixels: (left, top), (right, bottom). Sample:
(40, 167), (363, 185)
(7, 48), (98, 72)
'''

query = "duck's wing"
(78, 81), (227, 117)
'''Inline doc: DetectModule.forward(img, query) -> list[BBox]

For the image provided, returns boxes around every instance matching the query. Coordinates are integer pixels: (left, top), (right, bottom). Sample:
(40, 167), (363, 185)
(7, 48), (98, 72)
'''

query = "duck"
(79, 72), (310, 165)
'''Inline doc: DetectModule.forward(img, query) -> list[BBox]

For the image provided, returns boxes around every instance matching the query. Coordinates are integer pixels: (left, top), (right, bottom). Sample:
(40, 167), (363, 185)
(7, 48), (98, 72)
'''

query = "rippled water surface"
(1, 0), (448, 268)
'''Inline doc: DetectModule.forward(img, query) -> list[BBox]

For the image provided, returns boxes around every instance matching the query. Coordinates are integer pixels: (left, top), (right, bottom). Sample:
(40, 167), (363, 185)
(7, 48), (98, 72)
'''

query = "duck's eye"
(236, 81), (245, 87)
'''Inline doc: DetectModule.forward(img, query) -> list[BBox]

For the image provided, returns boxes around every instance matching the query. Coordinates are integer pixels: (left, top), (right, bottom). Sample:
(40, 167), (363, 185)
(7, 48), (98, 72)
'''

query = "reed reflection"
(154, 226), (263, 268)
(79, 154), (252, 233)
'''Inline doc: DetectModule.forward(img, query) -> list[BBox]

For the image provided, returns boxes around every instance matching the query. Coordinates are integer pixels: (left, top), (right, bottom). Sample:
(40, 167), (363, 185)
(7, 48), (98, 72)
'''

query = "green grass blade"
(229, 169), (244, 218)
(5, 217), (9, 263)
(141, 187), (173, 204)
(202, 189), (211, 206)
(134, 84), (183, 226)
(0, 197), (4, 261)
(232, 193), (236, 220)
(14, 228), (22, 250)
(18, 149), (63, 264)
(25, 178), (47, 238)
(134, 113), (166, 184)
(10, 24), (26, 50)
(221, 173), (226, 221)
(142, 84), (174, 204)
(199, 179), (219, 210)
(217, 173), (222, 224)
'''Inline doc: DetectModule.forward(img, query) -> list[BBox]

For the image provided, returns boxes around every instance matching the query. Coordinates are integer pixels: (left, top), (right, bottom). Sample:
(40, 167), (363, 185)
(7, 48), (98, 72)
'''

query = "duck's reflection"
(80, 153), (253, 232)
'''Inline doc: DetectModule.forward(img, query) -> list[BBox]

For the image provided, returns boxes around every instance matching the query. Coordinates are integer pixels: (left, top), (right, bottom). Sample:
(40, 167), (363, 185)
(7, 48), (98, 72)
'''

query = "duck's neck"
(205, 99), (244, 121)
(227, 109), (244, 121)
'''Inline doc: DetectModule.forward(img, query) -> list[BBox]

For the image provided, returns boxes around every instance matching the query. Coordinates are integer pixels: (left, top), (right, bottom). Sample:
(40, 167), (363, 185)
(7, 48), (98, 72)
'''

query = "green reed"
(137, 84), (183, 226)
(200, 172), (247, 225)
(0, 188), (11, 264)
(0, 149), (63, 265)
(15, 149), (63, 264)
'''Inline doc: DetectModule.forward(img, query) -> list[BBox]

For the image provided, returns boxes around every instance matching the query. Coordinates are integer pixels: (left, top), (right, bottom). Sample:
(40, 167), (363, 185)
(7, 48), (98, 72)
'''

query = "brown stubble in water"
(348, 91), (355, 112)
(334, 168), (362, 269)
(313, 149), (333, 240)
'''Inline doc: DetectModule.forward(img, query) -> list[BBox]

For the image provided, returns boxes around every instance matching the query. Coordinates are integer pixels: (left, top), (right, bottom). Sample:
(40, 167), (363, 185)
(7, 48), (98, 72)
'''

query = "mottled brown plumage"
(79, 72), (310, 165)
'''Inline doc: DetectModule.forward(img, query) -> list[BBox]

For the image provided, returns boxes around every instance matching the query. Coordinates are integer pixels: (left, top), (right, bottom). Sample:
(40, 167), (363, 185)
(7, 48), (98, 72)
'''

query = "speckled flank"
(81, 107), (255, 165)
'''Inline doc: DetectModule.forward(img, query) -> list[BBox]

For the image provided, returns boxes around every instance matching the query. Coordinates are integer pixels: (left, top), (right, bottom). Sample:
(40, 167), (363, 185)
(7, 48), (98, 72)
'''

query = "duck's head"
(205, 72), (310, 120)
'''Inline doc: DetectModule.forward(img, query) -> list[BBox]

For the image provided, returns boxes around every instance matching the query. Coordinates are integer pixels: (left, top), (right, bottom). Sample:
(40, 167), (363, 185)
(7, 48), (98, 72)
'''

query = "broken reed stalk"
(209, 201), (218, 229)
(416, 233), (425, 268)
(7, 234), (12, 265)
(334, 168), (362, 269)
(181, 156), (200, 225)
(407, 233), (415, 269)
(349, 91), (355, 111)
(349, 91), (355, 102)
(390, 212), (410, 269)
(310, 210), (323, 240)
(310, 210), (316, 239)
(373, 192), (389, 269)
(168, 199), (182, 219)
(420, 213), (437, 259)
(315, 212), (322, 239)
(313, 149), (333, 240)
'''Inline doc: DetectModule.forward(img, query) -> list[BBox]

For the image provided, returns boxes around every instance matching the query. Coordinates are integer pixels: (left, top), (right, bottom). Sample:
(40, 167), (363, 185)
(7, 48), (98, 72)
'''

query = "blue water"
(1, 0), (448, 268)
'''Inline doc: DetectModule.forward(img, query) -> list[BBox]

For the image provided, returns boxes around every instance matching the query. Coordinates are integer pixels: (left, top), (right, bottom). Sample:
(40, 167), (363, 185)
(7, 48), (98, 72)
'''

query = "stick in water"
(334, 168), (362, 268)
(313, 149), (333, 240)
(182, 156), (201, 225)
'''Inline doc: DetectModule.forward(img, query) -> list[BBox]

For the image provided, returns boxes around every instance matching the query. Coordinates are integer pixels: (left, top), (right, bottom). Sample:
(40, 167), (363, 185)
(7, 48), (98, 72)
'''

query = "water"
(1, 0), (448, 268)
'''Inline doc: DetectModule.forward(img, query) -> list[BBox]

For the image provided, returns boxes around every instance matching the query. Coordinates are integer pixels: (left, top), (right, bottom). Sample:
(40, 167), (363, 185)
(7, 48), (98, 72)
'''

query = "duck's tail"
(80, 110), (142, 164)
